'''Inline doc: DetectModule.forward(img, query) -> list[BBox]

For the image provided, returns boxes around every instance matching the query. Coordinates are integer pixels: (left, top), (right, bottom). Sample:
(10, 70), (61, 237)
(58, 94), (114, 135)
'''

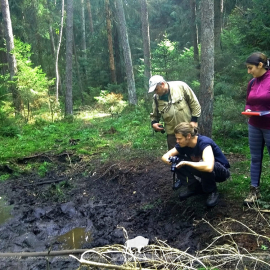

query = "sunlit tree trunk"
(55, 0), (65, 102)
(65, 0), (74, 115)
(190, 0), (199, 62)
(140, 0), (151, 95)
(106, 0), (117, 83)
(115, 0), (137, 105)
(81, 0), (87, 54)
(86, 0), (94, 33)
(199, 0), (214, 137)
(46, 0), (63, 95)
(1, 0), (22, 114)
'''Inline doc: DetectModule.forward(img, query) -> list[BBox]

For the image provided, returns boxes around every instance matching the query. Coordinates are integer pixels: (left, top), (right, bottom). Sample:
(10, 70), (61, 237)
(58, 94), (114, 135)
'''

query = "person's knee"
(251, 155), (262, 163)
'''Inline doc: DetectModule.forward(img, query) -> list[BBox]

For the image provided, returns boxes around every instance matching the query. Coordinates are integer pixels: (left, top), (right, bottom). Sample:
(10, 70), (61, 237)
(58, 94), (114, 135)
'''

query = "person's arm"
(183, 83), (201, 120)
(175, 145), (214, 172)
(150, 94), (162, 130)
(161, 147), (180, 165)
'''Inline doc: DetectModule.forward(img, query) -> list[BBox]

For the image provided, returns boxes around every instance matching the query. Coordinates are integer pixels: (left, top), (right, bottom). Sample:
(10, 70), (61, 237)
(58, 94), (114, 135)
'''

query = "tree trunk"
(1, 0), (21, 114)
(0, 21), (8, 75)
(65, 0), (74, 115)
(115, 0), (137, 105)
(46, 0), (63, 95)
(199, 0), (214, 137)
(55, 0), (65, 102)
(140, 0), (151, 95)
(73, 33), (84, 104)
(106, 0), (117, 83)
(80, 0), (88, 92)
(190, 0), (199, 62)
(214, 0), (223, 53)
(49, 24), (56, 56)
(81, 0), (87, 54)
(86, 0), (94, 33)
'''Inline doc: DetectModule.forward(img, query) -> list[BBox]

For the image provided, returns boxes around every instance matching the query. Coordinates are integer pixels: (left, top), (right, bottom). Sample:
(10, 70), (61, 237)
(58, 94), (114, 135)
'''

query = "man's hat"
(148, 75), (165, 93)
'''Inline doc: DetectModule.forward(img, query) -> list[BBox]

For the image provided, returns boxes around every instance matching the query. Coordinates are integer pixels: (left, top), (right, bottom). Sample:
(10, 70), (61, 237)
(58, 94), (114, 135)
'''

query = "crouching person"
(162, 122), (230, 207)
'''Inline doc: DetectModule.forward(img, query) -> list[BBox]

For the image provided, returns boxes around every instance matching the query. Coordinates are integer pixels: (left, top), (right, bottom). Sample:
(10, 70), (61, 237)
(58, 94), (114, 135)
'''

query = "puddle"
(57, 227), (92, 249)
(0, 196), (13, 225)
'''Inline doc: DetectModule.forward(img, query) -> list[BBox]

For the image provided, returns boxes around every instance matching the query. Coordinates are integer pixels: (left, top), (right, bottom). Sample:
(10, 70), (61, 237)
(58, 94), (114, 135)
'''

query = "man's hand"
(152, 123), (165, 132)
(176, 160), (187, 169)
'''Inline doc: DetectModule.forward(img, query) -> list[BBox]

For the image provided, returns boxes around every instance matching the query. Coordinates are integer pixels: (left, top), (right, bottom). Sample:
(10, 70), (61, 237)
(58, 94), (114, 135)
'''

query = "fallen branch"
(0, 249), (88, 258)
(23, 177), (67, 187)
(69, 255), (151, 270)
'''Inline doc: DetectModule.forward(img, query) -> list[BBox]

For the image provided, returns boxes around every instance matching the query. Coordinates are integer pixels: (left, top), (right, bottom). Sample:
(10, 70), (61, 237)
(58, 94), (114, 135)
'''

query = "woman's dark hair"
(246, 52), (270, 69)
(174, 122), (198, 137)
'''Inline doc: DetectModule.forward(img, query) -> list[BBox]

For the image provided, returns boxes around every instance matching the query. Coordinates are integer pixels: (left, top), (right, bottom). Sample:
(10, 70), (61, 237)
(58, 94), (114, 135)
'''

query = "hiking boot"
(179, 186), (201, 201)
(206, 191), (219, 207)
(172, 179), (182, 190)
(243, 186), (261, 205)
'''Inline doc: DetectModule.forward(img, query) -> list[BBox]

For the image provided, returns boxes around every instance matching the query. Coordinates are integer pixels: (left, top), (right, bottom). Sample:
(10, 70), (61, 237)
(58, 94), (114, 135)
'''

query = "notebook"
(241, 111), (270, 116)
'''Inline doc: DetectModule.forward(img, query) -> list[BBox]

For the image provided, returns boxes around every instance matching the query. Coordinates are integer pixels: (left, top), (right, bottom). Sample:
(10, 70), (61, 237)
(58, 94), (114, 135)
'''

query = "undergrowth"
(0, 101), (270, 206)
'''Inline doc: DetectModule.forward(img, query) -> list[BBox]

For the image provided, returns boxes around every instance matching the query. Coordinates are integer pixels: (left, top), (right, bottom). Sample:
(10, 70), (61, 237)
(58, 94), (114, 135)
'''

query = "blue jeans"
(248, 124), (270, 187)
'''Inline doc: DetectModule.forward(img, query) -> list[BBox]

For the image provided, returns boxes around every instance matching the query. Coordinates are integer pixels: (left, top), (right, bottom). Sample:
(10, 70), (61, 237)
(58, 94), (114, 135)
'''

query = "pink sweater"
(245, 70), (270, 129)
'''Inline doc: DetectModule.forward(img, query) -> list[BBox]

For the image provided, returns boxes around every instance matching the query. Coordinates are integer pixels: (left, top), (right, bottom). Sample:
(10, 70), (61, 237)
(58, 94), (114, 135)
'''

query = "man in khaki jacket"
(149, 75), (201, 150)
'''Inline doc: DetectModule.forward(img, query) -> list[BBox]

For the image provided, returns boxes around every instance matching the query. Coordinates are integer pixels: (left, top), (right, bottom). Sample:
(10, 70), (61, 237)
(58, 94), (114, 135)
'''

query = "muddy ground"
(0, 153), (270, 269)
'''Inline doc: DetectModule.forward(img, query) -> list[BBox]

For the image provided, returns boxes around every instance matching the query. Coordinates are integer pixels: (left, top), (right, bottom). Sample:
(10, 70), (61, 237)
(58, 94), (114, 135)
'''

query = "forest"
(0, 0), (270, 269)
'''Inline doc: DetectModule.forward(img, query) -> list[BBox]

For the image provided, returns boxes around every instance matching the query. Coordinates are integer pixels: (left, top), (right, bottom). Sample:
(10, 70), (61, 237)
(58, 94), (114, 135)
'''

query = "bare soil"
(0, 153), (269, 269)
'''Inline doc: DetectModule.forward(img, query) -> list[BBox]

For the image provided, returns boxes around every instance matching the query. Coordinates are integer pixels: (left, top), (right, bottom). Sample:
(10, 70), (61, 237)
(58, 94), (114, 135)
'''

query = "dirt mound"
(0, 156), (269, 269)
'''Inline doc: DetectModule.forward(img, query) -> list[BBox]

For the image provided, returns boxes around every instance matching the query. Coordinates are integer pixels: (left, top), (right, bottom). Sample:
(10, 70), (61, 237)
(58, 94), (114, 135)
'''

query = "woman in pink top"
(244, 52), (270, 204)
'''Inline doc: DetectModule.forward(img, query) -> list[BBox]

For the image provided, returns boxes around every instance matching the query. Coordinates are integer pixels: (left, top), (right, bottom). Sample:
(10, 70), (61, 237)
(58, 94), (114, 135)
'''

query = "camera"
(158, 125), (165, 134)
(168, 156), (181, 172)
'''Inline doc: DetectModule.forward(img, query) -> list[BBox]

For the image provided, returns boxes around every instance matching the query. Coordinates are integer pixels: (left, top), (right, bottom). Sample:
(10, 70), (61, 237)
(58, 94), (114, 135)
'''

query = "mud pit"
(0, 154), (269, 269)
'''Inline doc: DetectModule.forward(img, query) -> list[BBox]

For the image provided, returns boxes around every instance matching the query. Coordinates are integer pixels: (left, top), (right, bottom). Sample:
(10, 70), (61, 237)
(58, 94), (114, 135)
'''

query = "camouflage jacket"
(150, 81), (201, 134)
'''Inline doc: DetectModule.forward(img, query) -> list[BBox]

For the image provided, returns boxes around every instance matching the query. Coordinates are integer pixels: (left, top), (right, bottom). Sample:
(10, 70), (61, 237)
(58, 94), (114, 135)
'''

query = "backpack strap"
(154, 94), (159, 117)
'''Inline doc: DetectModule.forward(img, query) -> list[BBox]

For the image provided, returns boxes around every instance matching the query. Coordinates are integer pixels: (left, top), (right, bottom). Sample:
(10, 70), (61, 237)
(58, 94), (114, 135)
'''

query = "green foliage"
(261, 245), (268, 251)
(13, 39), (54, 120)
(38, 161), (51, 177)
(0, 108), (20, 137)
(48, 181), (72, 202)
(151, 35), (200, 93)
(213, 95), (248, 138)
(227, 0), (270, 54)
(218, 160), (251, 200)
(0, 174), (10, 182)
(94, 91), (128, 114)
(33, 117), (50, 128)
(0, 39), (54, 121)
(215, 0), (270, 94)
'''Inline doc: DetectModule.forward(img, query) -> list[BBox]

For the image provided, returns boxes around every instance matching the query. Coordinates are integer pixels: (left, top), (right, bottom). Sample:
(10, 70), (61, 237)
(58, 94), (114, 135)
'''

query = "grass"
(0, 103), (270, 205)
(0, 103), (167, 175)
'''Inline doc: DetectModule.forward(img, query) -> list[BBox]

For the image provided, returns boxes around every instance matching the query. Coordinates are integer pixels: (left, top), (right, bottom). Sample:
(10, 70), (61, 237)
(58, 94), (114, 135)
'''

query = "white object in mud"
(125, 236), (149, 253)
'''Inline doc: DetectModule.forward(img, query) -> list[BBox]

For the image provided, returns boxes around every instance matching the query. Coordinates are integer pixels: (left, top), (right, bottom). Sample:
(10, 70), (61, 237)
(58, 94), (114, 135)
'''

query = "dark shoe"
(172, 179), (182, 190)
(206, 191), (219, 207)
(179, 187), (199, 201)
